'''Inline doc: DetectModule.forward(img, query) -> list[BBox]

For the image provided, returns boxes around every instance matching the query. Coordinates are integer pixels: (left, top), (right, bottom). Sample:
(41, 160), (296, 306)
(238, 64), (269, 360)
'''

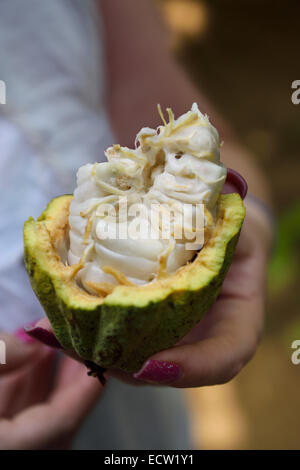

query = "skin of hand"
(28, 197), (272, 388)
(0, 334), (102, 450)
(132, 199), (273, 387)
(102, 197), (271, 387)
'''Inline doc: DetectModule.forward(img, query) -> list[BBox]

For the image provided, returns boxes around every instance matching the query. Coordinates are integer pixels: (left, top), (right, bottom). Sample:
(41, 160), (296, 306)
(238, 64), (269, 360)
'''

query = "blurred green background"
(158, 0), (300, 449)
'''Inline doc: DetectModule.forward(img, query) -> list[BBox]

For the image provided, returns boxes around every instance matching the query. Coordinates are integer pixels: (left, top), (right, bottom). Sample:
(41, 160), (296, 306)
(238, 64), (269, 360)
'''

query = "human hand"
(0, 332), (102, 449)
(132, 195), (273, 387)
(27, 196), (272, 389)
(25, 172), (273, 389)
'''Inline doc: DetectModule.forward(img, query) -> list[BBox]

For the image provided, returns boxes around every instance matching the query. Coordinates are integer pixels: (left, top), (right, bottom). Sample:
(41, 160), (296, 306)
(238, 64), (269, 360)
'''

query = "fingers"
(24, 318), (90, 365)
(0, 346), (55, 418)
(29, 317), (51, 330)
(222, 168), (248, 199)
(134, 296), (264, 388)
(51, 356), (102, 421)
(1, 357), (102, 449)
(0, 333), (40, 375)
(24, 318), (62, 349)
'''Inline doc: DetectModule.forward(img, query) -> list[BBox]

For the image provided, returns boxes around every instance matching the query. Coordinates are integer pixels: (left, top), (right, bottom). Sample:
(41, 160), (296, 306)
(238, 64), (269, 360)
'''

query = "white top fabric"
(0, 0), (192, 449)
(0, 0), (114, 331)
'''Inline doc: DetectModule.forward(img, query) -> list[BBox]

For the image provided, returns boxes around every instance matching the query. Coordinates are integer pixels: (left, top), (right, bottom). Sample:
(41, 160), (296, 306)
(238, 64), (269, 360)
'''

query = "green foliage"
(268, 203), (300, 295)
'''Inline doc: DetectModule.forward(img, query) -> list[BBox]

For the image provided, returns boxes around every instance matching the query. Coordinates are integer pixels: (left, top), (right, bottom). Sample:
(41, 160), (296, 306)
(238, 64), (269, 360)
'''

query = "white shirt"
(0, 0), (114, 331)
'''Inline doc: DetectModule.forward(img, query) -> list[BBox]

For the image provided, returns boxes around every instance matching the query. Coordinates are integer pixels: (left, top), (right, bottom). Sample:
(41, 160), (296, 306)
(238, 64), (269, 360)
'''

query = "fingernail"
(223, 168), (248, 200)
(14, 327), (37, 344)
(24, 325), (62, 349)
(133, 360), (181, 384)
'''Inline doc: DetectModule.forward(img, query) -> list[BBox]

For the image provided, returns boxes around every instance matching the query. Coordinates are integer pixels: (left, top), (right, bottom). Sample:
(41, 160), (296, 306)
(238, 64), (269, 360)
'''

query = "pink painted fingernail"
(223, 168), (248, 200)
(24, 325), (62, 349)
(133, 360), (181, 384)
(14, 327), (37, 344)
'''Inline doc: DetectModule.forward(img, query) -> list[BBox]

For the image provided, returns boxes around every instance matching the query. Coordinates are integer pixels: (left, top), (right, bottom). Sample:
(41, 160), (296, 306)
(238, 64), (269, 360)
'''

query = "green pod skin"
(23, 193), (245, 373)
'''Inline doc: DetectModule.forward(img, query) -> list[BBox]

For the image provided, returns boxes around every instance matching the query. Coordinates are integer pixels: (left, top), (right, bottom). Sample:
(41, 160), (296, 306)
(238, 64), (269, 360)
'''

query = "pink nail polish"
(14, 327), (37, 344)
(223, 168), (248, 200)
(133, 360), (181, 384)
(24, 326), (62, 349)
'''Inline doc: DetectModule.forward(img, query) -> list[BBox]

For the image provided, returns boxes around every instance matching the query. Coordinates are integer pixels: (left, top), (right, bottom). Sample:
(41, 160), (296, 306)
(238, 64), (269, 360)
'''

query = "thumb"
(0, 333), (40, 375)
(134, 296), (263, 388)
